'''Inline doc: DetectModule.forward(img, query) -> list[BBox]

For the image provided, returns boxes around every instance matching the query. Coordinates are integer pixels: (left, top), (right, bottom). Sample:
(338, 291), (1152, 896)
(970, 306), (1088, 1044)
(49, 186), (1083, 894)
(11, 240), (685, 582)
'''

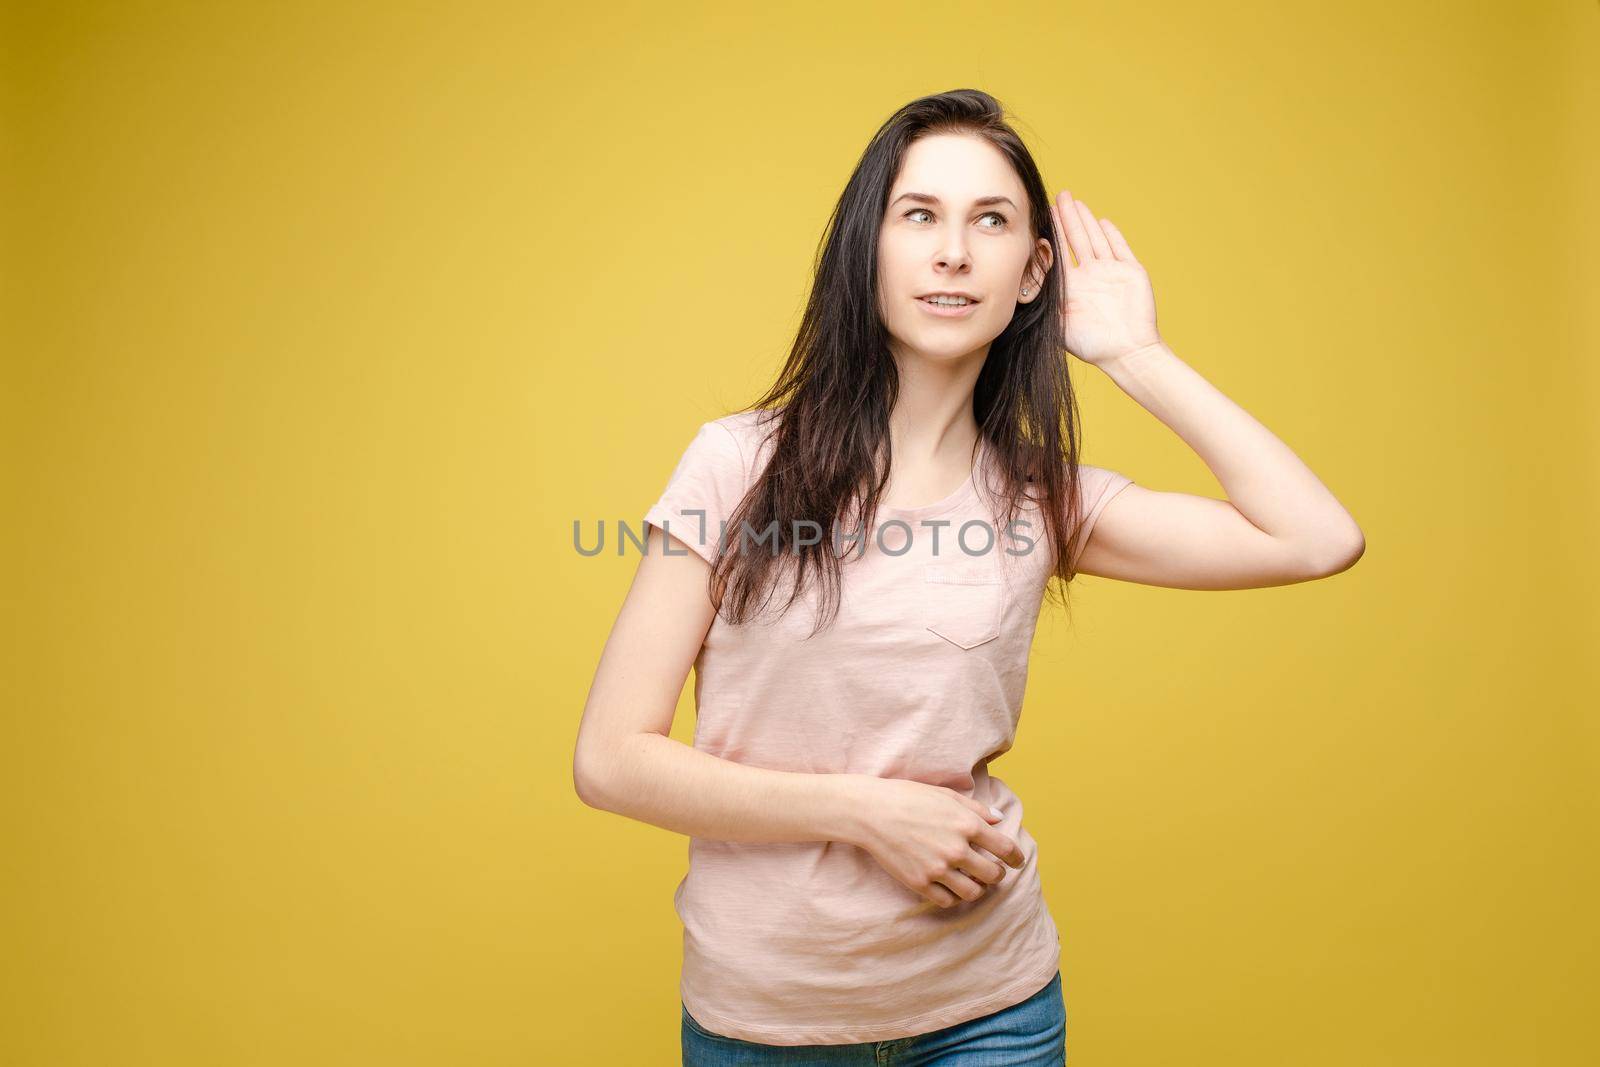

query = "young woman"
(573, 89), (1363, 1065)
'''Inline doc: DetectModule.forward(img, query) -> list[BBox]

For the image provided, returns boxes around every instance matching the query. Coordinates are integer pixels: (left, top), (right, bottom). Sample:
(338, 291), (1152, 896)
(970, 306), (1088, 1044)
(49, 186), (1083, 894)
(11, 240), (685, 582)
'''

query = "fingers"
(949, 789), (1002, 823)
(957, 848), (1009, 887)
(977, 825), (1026, 868)
(1058, 190), (1130, 264)
(1055, 190), (1090, 267)
(922, 855), (1020, 908)
(1072, 196), (1112, 260)
(1099, 217), (1138, 263)
(923, 790), (1028, 908)
(948, 790), (1025, 869)
(935, 868), (986, 904)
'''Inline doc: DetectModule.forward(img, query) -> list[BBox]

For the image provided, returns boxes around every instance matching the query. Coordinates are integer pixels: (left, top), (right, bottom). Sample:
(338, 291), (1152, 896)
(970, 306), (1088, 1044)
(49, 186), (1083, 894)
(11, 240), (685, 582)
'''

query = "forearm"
(1099, 341), (1363, 550)
(578, 731), (870, 846)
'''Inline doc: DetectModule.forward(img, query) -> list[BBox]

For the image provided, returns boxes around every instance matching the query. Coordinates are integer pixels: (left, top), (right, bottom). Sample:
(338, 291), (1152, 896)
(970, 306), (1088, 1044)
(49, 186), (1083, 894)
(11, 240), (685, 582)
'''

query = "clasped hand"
(847, 775), (1026, 909)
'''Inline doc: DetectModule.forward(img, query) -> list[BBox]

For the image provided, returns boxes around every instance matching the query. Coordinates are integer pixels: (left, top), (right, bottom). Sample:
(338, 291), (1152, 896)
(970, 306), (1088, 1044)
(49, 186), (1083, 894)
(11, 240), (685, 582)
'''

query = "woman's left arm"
(1049, 191), (1365, 590)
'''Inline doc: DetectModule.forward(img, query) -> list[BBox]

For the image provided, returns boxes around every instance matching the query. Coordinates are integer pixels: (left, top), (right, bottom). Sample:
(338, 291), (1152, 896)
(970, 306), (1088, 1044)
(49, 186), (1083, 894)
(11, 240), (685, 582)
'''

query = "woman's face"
(876, 133), (1052, 366)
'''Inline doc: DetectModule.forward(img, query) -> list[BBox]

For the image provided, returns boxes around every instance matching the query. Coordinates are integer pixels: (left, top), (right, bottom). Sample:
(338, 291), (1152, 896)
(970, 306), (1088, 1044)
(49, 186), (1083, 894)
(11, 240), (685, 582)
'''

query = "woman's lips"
(915, 296), (979, 318)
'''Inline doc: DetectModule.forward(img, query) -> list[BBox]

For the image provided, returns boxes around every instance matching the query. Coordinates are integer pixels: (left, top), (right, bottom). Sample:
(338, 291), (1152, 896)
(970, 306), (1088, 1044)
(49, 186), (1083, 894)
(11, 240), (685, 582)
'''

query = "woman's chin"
(895, 333), (992, 365)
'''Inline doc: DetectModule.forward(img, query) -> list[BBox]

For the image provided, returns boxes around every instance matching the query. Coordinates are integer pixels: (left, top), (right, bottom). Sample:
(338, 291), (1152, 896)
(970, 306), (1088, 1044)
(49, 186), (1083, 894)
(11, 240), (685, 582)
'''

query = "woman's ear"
(1022, 236), (1054, 302)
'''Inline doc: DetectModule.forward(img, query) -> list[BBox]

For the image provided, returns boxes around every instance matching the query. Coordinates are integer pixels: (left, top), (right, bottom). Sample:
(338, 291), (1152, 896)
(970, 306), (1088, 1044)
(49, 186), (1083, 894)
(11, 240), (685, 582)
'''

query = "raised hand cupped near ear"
(1050, 189), (1163, 368)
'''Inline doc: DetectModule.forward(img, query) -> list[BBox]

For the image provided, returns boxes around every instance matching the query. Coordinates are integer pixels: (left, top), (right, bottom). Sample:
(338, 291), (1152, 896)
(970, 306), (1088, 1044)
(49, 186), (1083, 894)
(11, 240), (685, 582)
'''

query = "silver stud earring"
(1021, 288), (1030, 296)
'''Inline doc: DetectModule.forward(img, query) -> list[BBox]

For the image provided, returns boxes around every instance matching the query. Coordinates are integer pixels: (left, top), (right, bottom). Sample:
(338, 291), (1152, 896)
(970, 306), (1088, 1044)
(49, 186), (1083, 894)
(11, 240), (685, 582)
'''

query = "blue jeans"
(682, 970), (1066, 1066)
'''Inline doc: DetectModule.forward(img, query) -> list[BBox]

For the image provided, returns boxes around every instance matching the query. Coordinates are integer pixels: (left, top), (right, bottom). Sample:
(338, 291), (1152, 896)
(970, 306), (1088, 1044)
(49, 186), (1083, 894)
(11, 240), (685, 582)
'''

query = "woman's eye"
(904, 208), (1008, 230)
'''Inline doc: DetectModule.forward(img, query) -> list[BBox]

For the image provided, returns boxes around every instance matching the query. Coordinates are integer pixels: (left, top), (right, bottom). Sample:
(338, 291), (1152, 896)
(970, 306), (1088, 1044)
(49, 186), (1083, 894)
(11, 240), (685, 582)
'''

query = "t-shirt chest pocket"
(920, 560), (1005, 650)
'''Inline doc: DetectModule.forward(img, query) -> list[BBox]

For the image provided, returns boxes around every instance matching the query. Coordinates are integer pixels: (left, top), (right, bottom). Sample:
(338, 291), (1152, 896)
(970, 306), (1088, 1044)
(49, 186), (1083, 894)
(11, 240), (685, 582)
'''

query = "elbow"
(572, 747), (614, 812)
(575, 731), (659, 813)
(1305, 525), (1365, 578)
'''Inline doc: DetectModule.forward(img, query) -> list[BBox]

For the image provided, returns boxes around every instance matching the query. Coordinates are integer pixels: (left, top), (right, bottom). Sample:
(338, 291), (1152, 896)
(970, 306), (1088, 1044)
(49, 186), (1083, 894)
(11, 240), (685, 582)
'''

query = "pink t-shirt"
(641, 409), (1134, 1045)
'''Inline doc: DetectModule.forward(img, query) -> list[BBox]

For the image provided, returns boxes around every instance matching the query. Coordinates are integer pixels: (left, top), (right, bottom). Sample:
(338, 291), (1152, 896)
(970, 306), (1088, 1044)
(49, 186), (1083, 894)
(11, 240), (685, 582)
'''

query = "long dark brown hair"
(708, 88), (1101, 634)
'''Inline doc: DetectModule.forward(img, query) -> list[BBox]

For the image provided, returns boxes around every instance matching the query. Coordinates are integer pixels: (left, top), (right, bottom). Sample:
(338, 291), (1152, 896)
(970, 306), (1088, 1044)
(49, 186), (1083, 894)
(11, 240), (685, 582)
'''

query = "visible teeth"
(923, 296), (971, 306)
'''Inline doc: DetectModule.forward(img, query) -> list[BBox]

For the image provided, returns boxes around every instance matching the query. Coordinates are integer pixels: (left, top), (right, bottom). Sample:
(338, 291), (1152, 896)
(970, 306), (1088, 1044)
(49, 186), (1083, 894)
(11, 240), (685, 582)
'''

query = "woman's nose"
(935, 243), (971, 271)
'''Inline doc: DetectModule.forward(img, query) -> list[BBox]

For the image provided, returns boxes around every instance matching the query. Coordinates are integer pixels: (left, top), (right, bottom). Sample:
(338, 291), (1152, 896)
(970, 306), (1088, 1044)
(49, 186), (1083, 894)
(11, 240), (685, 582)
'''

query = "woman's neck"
(885, 337), (987, 452)
(882, 392), (982, 508)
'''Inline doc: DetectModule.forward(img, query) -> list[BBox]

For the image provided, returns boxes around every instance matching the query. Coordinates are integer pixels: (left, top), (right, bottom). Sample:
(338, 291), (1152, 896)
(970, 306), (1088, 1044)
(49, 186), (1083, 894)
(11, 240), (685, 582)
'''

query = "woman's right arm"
(572, 524), (867, 844)
(572, 526), (1025, 906)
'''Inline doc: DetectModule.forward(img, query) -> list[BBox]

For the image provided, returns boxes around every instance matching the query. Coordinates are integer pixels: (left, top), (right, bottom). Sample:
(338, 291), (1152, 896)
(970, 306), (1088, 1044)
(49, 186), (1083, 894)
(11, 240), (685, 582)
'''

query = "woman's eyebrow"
(890, 191), (1018, 211)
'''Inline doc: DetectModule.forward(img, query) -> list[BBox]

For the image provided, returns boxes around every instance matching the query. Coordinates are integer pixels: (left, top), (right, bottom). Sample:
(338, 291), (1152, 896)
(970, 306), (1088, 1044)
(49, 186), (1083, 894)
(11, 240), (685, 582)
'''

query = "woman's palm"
(1049, 191), (1161, 366)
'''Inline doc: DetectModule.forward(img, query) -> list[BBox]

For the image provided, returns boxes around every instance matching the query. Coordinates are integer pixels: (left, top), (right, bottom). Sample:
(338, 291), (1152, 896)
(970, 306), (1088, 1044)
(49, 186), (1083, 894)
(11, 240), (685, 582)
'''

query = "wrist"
(1098, 338), (1173, 380)
(824, 773), (876, 849)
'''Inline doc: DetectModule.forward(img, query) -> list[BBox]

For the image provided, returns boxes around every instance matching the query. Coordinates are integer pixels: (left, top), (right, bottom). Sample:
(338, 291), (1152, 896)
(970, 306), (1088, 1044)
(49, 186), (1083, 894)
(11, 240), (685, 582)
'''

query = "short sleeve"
(642, 420), (751, 566)
(1064, 464), (1135, 572)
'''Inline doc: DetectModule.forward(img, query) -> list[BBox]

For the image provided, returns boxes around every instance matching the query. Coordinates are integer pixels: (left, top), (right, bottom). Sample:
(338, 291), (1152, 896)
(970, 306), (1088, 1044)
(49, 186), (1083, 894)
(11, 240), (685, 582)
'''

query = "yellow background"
(5, 1), (1596, 1063)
